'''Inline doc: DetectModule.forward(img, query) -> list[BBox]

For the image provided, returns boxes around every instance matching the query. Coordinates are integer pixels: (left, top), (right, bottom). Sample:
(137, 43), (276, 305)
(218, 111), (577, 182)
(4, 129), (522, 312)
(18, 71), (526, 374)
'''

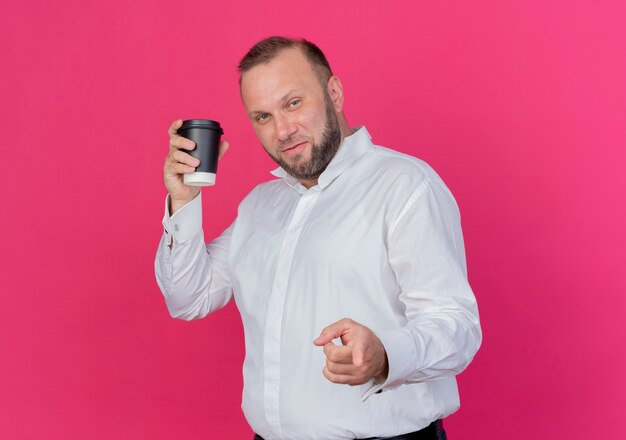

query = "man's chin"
(280, 158), (317, 179)
(280, 151), (309, 171)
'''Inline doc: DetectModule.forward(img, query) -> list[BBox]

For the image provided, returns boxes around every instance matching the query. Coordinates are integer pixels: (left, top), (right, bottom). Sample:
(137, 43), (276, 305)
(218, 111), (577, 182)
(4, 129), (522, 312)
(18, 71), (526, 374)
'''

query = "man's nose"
(273, 113), (297, 142)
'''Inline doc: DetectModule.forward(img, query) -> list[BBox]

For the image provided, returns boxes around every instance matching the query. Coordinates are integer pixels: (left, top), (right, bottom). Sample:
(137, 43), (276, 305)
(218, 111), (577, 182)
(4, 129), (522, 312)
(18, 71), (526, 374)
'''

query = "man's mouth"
(280, 141), (307, 153)
(281, 141), (307, 153)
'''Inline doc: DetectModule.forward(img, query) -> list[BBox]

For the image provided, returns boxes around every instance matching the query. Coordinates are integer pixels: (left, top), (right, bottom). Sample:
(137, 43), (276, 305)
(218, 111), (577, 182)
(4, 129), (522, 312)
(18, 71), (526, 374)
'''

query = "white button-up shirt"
(155, 127), (481, 439)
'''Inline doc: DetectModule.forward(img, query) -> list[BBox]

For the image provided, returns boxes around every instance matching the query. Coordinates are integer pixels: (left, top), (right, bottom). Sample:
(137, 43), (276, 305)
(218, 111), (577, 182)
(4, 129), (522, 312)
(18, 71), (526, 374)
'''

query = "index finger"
(167, 119), (183, 138)
(314, 318), (356, 346)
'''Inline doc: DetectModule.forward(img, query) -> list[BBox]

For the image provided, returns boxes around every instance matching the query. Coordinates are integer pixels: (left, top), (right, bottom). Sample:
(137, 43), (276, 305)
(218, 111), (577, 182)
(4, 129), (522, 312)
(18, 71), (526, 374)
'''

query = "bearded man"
(155, 36), (482, 440)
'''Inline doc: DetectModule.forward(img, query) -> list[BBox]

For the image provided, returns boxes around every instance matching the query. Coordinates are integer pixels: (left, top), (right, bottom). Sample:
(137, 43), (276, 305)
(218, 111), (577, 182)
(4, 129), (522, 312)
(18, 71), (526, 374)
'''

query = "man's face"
(241, 48), (342, 180)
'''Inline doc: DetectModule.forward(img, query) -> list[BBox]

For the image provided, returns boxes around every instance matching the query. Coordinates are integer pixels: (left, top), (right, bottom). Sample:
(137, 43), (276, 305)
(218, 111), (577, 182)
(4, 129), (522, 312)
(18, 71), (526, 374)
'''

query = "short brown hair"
(238, 36), (333, 86)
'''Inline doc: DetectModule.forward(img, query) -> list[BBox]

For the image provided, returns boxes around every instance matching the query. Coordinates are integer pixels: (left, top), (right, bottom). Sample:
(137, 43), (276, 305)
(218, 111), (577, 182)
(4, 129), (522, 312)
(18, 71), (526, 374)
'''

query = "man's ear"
(327, 75), (345, 113)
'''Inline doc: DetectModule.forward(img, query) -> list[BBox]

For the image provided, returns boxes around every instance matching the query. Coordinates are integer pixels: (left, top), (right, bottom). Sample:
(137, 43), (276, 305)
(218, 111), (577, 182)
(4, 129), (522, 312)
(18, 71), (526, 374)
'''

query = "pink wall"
(2, 1), (625, 438)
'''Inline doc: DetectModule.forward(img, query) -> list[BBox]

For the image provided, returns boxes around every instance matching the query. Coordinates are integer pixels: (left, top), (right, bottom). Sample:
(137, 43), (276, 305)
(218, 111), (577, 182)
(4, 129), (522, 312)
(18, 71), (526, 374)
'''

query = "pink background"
(2, 0), (625, 438)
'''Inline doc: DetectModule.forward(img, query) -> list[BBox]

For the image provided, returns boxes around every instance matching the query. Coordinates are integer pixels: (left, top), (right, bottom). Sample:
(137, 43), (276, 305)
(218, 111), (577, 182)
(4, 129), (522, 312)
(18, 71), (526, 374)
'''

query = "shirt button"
(174, 224), (179, 232)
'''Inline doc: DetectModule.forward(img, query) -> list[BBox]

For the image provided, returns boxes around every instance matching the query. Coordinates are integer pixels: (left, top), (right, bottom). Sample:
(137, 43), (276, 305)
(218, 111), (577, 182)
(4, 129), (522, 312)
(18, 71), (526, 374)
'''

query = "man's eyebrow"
(248, 89), (301, 116)
(279, 89), (300, 103)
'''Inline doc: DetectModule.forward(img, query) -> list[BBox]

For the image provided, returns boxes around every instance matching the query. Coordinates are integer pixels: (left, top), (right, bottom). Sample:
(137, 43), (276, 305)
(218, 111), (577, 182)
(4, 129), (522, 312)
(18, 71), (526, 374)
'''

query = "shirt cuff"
(360, 327), (417, 401)
(162, 192), (203, 244)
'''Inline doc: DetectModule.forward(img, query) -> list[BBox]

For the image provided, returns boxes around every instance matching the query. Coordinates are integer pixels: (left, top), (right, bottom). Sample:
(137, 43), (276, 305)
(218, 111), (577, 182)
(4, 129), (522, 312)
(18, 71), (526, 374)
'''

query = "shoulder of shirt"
(234, 177), (288, 214)
(366, 143), (447, 190)
(248, 177), (286, 195)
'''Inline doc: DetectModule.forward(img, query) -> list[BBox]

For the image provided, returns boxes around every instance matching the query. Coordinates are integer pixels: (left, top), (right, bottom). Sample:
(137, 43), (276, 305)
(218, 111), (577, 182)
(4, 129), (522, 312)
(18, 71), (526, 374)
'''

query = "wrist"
(169, 192), (199, 216)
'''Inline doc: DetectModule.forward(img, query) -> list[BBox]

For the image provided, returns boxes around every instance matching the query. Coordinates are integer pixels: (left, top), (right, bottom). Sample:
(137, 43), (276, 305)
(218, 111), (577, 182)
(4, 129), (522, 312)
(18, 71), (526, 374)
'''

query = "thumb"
(218, 140), (230, 159)
(352, 342), (365, 367)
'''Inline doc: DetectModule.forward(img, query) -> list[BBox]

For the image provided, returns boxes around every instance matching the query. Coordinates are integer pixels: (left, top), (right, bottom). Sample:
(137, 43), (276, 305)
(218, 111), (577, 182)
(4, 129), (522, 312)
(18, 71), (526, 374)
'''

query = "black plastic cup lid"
(180, 119), (224, 134)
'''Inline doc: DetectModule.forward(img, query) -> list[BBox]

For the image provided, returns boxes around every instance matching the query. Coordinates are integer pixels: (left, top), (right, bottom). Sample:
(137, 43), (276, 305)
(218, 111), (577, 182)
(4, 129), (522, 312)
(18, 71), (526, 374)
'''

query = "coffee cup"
(177, 119), (224, 186)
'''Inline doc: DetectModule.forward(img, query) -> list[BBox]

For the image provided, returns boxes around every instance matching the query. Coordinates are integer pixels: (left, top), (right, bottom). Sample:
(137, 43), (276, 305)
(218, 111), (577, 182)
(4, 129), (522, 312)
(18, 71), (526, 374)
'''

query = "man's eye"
(289, 99), (301, 108)
(256, 114), (269, 122)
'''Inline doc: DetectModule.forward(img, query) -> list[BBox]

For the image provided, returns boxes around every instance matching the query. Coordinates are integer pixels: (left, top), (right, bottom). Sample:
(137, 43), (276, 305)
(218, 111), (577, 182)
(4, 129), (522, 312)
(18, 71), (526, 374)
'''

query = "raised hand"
(163, 119), (230, 215)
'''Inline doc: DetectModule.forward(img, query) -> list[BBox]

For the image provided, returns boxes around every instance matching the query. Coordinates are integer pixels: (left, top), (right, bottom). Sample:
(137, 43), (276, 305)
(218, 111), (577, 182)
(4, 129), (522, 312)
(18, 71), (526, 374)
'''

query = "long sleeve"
(365, 178), (482, 398)
(154, 192), (234, 320)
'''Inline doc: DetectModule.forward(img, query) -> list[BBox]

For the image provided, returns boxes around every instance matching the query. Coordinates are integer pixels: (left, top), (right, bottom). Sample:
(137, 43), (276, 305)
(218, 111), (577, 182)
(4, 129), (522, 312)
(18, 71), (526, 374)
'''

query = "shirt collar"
(270, 126), (372, 192)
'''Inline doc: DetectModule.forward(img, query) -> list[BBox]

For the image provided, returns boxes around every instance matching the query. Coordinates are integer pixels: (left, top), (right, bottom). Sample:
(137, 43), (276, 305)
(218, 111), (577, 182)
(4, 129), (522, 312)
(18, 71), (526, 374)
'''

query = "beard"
(264, 90), (343, 180)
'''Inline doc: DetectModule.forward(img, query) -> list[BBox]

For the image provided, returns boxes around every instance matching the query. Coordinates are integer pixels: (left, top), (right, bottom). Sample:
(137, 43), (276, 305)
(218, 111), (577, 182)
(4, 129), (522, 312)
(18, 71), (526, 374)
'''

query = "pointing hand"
(314, 318), (388, 386)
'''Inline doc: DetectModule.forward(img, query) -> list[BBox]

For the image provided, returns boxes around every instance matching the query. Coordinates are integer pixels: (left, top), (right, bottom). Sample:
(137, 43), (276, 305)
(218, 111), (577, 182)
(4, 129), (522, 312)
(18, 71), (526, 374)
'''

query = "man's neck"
(297, 122), (356, 189)
(299, 177), (319, 189)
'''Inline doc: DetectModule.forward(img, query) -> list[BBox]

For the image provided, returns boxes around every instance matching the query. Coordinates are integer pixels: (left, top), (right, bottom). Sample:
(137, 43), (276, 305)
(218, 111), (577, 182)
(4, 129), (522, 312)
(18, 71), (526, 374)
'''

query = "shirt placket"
(263, 188), (320, 439)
